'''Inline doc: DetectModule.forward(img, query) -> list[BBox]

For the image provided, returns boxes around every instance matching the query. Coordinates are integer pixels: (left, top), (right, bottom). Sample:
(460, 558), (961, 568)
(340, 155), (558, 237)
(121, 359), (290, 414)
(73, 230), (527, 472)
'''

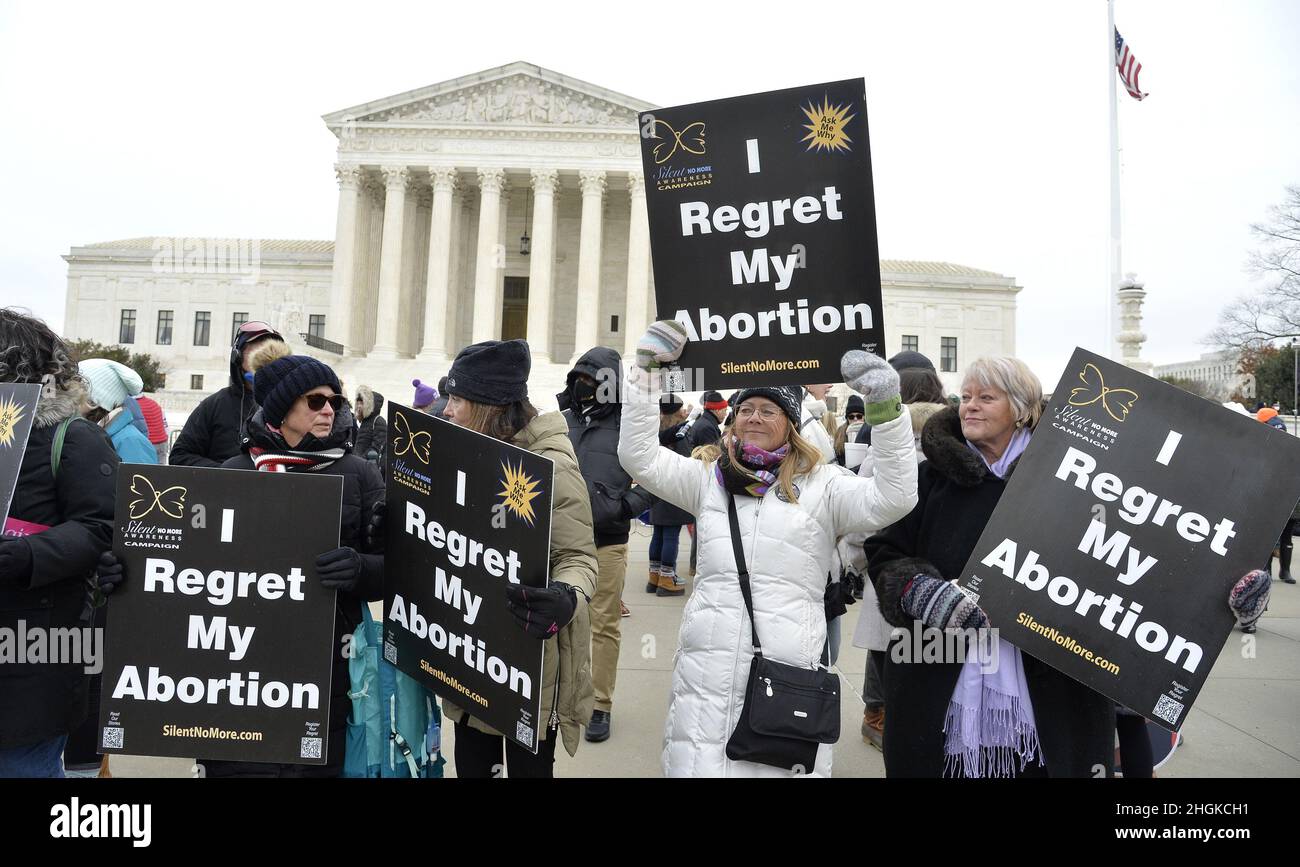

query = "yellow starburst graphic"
(498, 459), (543, 527)
(800, 96), (856, 153)
(0, 393), (26, 448)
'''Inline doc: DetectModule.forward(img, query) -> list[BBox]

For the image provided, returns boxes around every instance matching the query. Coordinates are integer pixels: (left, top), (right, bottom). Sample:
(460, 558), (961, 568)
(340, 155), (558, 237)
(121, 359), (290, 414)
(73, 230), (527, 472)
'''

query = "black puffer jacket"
(864, 406), (1114, 778)
(650, 421), (694, 526)
(558, 347), (655, 548)
(687, 409), (723, 450)
(199, 405), (384, 778)
(0, 381), (118, 749)
(354, 386), (387, 470)
(170, 330), (267, 467)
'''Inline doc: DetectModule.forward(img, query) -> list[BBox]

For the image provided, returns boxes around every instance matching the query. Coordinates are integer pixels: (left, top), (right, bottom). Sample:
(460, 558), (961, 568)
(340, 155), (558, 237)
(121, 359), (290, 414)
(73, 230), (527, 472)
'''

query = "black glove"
(0, 539), (34, 588)
(97, 550), (125, 595)
(364, 501), (386, 554)
(316, 547), (364, 593)
(505, 583), (578, 640)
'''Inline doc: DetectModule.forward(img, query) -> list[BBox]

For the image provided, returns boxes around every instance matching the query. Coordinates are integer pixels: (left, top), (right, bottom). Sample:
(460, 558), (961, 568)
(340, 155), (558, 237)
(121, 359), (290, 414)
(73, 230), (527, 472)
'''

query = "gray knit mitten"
(636, 320), (689, 370)
(841, 350), (902, 425)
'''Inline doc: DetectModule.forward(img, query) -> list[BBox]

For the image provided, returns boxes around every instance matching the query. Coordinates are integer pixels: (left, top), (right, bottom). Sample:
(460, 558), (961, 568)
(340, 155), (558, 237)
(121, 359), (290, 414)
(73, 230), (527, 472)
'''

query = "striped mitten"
(902, 574), (989, 631)
(636, 320), (689, 370)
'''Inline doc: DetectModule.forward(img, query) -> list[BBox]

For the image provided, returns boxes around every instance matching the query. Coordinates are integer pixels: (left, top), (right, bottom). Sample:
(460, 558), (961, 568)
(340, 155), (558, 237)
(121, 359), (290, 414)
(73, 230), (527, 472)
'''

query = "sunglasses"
(303, 393), (345, 412)
(847, 413), (865, 422)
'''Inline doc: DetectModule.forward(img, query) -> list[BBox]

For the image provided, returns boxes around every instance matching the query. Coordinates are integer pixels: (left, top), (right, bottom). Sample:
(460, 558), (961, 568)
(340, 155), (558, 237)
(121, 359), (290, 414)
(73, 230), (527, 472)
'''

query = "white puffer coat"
(618, 367), (918, 777)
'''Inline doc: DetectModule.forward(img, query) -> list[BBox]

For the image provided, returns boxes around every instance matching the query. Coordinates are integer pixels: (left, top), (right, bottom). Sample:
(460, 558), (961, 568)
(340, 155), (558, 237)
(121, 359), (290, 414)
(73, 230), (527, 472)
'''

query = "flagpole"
(1108, 0), (1122, 359)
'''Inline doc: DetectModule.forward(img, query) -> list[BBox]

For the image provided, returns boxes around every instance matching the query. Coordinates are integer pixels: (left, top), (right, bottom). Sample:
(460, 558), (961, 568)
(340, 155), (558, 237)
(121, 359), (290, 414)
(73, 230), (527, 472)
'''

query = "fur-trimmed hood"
(34, 379), (89, 429)
(354, 385), (384, 421)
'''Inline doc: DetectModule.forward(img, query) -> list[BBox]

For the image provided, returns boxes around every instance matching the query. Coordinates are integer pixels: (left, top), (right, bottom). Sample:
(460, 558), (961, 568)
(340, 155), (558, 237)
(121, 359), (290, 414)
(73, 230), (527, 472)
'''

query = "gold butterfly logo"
(651, 119), (706, 165)
(128, 474), (187, 520)
(1067, 362), (1139, 422)
(392, 412), (432, 464)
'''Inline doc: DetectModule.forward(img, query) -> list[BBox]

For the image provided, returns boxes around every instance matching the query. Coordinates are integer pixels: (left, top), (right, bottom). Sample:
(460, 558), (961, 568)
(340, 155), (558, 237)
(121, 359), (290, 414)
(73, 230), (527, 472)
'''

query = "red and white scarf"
(249, 446), (345, 473)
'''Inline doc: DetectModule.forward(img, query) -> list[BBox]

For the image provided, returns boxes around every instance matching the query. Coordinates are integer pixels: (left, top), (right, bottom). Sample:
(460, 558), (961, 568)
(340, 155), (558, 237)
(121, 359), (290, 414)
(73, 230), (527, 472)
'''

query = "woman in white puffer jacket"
(618, 321), (919, 777)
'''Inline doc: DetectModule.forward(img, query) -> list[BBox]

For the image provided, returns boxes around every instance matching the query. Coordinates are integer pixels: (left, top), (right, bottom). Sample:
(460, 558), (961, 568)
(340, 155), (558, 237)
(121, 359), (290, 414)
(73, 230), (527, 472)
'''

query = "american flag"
(1115, 28), (1147, 101)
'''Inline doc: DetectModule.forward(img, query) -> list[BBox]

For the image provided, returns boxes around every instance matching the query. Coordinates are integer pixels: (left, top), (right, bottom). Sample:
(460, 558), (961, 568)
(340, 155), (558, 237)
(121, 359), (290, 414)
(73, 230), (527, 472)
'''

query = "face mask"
(572, 380), (599, 416)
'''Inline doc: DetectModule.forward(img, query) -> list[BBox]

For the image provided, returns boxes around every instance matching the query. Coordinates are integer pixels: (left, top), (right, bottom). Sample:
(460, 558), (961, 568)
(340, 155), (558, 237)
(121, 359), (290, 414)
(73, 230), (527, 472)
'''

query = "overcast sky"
(1, 0), (1296, 388)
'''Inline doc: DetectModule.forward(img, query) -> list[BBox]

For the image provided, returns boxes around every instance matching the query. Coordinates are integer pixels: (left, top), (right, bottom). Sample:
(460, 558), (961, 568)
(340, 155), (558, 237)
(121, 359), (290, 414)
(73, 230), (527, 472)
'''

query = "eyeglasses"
(303, 393), (345, 412)
(736, 406), (783, 421)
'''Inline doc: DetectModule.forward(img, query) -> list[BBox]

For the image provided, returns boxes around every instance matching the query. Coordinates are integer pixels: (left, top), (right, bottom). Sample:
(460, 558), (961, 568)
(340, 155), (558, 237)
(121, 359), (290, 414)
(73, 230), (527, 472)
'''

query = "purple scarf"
(715, 441), (788, 497)
(944, 426), (1043, 777)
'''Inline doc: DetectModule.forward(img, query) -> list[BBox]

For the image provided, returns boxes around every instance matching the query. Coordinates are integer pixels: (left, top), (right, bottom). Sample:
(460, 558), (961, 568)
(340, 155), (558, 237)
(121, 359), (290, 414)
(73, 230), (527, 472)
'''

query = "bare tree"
(1209, 184), (1300, 349)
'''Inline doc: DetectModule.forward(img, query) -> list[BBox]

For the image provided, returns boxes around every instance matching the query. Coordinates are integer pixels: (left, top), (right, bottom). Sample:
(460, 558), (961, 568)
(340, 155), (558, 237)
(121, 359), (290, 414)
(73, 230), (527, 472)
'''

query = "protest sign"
(958, 348), (1300, 730)
(639, 78), (882, 389)
(0, 384), (41, 536)
(100, 465), (342, 763)
(383, 404), (553, 752)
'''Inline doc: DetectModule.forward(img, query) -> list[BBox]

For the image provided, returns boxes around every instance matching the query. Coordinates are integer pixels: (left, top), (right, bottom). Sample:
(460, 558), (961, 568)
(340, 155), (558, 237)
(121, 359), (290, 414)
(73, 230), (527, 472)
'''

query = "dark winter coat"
(354, 386), (387, 471)
(864, 406), (1114, 778)
(170, 331), (265, 467)
(0, 381), (118, 749)
(687, 409), (723, 451)
(199, 405), (384, 778)
(558, 347), (655, 548)
(650, 422), (694, 526)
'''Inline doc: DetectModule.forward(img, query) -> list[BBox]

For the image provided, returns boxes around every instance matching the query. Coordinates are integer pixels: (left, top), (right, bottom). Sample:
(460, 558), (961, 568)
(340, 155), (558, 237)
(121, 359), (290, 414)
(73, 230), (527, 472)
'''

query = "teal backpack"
(343, 605), (445, 778)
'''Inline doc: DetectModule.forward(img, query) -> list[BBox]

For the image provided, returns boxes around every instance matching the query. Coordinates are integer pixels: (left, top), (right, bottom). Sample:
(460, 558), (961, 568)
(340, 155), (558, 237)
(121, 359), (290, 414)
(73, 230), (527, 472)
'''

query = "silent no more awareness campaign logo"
(1067, 362), (1139, 423)
(392, 411), (432, 464)
(129, 474), (187, 520)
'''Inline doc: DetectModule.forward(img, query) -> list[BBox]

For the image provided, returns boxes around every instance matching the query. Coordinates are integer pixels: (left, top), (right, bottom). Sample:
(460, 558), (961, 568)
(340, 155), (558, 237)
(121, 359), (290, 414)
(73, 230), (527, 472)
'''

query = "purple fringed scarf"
(943, 426), (1043, 777)
(715, 441), (788, 497)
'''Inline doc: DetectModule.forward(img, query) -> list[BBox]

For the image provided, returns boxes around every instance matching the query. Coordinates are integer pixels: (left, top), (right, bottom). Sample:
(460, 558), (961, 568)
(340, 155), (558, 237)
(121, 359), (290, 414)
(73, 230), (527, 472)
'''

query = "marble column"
(471, 168), (506, 343)
(571, 169), (606, 363)
(369, 166), (411, 360)
(623, 172), (651, 358)
(524, 168), (559, 362)
(328, 164), (362, 355)
(417, 167), (458, 361)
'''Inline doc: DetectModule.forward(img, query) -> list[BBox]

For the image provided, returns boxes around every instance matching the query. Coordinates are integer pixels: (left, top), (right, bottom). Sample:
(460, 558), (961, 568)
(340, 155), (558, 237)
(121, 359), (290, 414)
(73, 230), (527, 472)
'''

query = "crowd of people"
(0, 307), (1282, 778)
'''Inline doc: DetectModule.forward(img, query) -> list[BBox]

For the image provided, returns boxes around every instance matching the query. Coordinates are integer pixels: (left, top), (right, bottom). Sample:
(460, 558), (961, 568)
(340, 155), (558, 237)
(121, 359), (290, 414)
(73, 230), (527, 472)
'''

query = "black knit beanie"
(845, 395), (865, 417)
(732, 386), (803, 426)
(446, 339), (531, 406)
(660, 393), (684, 415)
(254, 355), (342, 427)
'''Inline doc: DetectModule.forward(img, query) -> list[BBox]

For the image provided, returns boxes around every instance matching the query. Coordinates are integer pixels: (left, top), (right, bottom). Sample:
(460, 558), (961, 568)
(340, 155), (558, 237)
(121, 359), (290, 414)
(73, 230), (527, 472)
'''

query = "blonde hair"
(693, 425), (823, 504)
(962, 357), (1044, 429)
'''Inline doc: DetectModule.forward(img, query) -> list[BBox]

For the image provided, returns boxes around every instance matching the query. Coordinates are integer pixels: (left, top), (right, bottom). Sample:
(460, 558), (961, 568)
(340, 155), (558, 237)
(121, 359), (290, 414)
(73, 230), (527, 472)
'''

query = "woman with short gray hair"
(865, 356), (1268, 776)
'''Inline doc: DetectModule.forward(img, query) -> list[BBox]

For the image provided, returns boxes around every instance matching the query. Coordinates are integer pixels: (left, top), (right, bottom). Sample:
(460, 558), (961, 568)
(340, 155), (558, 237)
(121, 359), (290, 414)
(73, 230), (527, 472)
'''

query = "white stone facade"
(61, 63), (1023, 414)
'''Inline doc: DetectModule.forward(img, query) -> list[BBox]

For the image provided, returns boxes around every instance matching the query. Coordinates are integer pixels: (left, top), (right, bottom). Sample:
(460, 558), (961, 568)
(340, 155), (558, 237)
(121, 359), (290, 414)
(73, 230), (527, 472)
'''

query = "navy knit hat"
(446, 339), (531, 406)
(253, 355), (342, 427)
(732, 386), (803, 426)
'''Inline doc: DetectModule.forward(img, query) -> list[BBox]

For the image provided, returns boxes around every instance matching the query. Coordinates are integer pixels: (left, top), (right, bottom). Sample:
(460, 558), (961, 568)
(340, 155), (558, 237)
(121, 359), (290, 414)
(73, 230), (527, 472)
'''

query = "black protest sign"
(0, 384), (40, 535)
(383, 404), (553, 752)
(958, 348), (1300, 730)
(100, 465), (342, 763)
(639, 78), (882, 389)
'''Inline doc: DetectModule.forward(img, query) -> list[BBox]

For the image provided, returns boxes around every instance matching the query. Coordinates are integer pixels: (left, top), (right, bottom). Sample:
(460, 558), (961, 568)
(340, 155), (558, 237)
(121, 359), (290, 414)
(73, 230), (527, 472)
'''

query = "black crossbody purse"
(723, 495), (841, 772)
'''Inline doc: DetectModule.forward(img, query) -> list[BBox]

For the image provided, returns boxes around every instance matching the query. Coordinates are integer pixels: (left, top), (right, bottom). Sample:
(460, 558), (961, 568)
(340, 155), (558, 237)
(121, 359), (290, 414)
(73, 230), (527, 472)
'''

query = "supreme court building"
(63, 62), (1022, 411)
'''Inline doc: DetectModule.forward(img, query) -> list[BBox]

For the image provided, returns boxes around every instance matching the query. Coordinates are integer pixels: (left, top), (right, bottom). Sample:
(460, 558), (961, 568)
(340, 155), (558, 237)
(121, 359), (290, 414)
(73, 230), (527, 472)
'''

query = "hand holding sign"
(505, 582), (577, 640)
(97, 550), (125, 595)
(0, 538), (32, 586)
(636, 320), (689, 370)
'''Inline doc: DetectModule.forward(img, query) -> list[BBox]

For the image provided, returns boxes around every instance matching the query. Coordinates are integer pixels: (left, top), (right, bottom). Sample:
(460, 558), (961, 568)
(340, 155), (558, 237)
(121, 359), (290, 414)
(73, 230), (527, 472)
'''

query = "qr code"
(300, 737), (323, 759)
(515, 721), (535, 749)
(383, 642), (397, 665)
(1152, 694), (1184, 725)
(101, 727), (124, 749)
(663, 367), (687, 392)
